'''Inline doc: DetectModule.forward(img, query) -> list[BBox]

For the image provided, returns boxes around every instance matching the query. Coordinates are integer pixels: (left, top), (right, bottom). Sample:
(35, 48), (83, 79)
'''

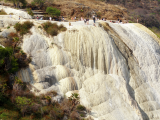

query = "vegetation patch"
(76, 105), (86, 111)
(27, 8), (34, 17)
(0, 9), (7, 15)
(7, 26), (10, 29)
(46, 7), (61, 18)
(0, 34), (31, 74)
(42, 22), (67, 36)
(149, 27), (160, 38)
(14, 21), (34, 36)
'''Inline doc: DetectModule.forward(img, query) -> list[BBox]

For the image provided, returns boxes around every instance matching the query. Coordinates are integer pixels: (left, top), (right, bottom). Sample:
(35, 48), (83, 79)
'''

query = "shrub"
(34, 0), (45, 9)
(14, 23), (21, 32)
(59, 24), (67, 31)
(46, 7), (61, 17)
(0, 9), (7, 15)
(129, 20), (133, 23)
(14, 76), (23, 85)
(14, 21), (34, 36)
(45, 96), (51, 102)
(76, 105), (86, 111)
(31, 2), (36, 7)
(70, 111), (80, 120)
(50, 106), (64, 119)
(0, 46), (19, 73)
(140, 14), (160, 28)
(61, 99), (72, 114)
(8, 32), (18, 38)
(27, 8), (34, 16)
(42, 22), (54, 31)
(48, 28), (58, 36)
(15, 96), (33, 108)
(7, 26), (10, 29)
(42, 105), (53, 114)
(96, 12), (101, 18)
(38, 26), (42, 28)
(42, 22), (67, 36)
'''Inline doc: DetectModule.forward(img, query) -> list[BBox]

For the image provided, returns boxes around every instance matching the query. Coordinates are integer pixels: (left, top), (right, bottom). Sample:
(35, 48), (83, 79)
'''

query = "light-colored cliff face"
(0, 5), (32, 19)
(17, 21), (160, 120)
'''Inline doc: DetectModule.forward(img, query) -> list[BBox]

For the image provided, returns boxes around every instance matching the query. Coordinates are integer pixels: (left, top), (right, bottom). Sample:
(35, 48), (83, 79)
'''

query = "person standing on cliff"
(84, 18), (86, 24)
(137, 18), (139, 23)
(93, 15), (95, 23)
(75, 16), (76, 22)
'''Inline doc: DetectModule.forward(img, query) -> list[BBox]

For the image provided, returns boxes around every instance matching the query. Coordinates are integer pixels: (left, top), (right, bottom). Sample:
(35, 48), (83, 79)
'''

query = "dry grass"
(51, 0), (127, 20)
(0, 9), (7, 15)
(42, 22), (67, 36)
(149, 27), (160, 38)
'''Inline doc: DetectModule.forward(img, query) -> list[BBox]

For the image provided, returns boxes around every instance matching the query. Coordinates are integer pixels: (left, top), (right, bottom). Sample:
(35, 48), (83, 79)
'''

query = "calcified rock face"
(17, 21), (160, 120)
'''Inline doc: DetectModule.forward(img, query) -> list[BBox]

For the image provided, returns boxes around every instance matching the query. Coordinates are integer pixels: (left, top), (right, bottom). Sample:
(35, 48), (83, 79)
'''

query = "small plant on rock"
(76, 105), (86, 111)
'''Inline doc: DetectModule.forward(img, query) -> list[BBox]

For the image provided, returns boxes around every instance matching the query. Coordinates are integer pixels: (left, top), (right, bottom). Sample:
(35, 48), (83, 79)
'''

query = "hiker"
(84, 19), (86, 24)
(69, 22), (71, 26)
(137, 18), (138, 23)
(93, 15), (95, 23)
(63, 17), (64, 22)
(87, 19), (89, 25)
(81, 17), (83, 21)
(37, 16), (38, 20)
(118, 18), (119, 23)
(75, 17), (76, 22)
(50, 17), (52, 21)
(10, 14), (12, 18)
(19, 16), (20, 20)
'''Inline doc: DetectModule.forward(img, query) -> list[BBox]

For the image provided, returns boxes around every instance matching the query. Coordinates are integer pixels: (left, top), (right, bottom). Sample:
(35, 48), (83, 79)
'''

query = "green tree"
(27, 8), (34, 16)
(0, 46), (19, 73)
(34, 0), (45, 9)
(46, 7), (61, 17)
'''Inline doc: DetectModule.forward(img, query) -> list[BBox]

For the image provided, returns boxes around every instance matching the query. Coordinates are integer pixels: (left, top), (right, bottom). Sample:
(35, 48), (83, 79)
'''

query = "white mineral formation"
(0, 5), (32, 19)
(16, 20), (160, 120)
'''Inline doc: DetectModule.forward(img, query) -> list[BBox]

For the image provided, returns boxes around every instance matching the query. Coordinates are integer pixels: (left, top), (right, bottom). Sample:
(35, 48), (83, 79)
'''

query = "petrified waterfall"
(16, 21), (160, 120)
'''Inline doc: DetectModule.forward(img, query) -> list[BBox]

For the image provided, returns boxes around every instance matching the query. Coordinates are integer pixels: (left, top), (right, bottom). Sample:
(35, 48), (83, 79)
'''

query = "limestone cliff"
(16, 20), (160, 120)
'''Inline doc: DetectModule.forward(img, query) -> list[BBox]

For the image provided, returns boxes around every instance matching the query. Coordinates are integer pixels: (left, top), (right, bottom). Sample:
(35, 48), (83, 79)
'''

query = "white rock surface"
(0, 26), (16, 37)
(15, 20), (160, 120)
(0, 5), (32, 19)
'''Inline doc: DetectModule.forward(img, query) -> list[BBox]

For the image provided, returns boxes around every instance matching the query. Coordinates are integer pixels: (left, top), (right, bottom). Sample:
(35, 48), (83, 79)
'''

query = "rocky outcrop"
(16, 20), (160, 120)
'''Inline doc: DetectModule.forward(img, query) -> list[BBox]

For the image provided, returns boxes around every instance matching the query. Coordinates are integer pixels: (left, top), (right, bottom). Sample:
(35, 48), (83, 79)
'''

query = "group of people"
(35, 16), (65, 21)
(116, 18), (139, 24)
(83, 16), (96, 25)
